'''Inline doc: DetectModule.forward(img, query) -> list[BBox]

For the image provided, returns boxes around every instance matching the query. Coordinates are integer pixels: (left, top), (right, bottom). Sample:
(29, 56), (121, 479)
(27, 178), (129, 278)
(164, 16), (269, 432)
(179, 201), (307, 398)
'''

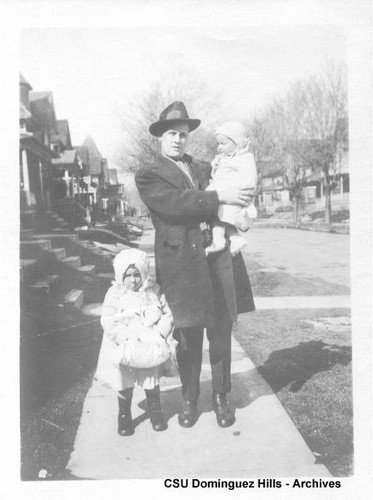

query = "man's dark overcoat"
(135, 154), (255, 329)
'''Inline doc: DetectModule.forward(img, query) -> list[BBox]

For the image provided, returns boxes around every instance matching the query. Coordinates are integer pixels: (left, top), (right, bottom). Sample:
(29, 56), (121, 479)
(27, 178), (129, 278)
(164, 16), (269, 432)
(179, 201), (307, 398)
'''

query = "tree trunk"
(324, 183), (332, 225)
(293, 196), (299, 223)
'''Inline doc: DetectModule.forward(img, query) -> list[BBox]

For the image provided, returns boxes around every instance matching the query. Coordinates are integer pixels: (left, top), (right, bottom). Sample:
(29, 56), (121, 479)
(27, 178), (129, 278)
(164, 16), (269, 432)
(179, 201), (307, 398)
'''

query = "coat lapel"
(154, 154), (201, 190)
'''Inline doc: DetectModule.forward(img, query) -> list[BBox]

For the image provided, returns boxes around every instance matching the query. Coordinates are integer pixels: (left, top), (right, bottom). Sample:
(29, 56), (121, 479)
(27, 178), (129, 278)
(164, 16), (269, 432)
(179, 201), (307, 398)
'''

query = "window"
(332, 180), (341, 195)
(307, 186), (316, 200)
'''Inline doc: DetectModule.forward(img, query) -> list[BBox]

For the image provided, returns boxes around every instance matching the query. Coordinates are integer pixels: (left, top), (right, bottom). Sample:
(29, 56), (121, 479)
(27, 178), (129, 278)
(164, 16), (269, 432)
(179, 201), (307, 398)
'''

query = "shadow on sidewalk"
(134, 367), (273, 429)
(131, 339), (352, 428)
(256, 340), (351, 393)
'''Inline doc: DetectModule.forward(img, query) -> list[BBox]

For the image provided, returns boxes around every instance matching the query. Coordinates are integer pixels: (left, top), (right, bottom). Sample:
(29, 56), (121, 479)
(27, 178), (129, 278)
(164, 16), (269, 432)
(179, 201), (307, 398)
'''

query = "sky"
(21, 24), (346, 165)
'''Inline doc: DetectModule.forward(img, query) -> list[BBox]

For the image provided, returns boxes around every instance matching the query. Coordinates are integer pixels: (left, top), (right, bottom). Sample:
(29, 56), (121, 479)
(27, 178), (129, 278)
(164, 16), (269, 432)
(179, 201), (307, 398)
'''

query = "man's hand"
(215, 186), (254, 206)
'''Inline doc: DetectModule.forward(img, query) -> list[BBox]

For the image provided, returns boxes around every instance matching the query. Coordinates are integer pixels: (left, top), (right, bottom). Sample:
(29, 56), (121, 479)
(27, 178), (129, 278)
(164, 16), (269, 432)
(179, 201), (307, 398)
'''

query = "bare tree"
(250, 62), (348, 224)
(114, 69), (222, 172)
(256, 93), (311, 222)
(295, 62), (348, 224)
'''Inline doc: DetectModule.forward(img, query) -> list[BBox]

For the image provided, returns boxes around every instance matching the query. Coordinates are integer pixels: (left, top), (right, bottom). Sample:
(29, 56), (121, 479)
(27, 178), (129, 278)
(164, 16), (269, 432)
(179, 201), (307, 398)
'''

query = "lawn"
(20, 321), (103, 480)
(234, 307), (353, 476)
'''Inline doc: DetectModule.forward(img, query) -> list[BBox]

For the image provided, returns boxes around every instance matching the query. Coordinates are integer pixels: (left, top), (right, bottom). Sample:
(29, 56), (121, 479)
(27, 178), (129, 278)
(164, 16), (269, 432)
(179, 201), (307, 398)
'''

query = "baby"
(96, 248), (175, 436)
(205, 121), (258, 256)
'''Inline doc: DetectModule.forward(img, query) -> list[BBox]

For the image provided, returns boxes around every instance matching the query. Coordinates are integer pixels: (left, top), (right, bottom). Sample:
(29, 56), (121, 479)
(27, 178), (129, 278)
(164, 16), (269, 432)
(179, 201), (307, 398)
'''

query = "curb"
(254, 221), (349, 234)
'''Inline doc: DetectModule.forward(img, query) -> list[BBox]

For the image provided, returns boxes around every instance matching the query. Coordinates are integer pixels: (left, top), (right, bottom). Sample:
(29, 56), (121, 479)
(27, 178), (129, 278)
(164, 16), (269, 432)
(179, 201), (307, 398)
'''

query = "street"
(243, 227), (350, 289)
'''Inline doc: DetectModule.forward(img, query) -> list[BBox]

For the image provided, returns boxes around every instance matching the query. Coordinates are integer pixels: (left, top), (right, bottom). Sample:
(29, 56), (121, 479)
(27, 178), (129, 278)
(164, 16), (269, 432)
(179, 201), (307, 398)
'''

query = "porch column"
(21, 149), (30, 192)
(38, 159), (44, 204)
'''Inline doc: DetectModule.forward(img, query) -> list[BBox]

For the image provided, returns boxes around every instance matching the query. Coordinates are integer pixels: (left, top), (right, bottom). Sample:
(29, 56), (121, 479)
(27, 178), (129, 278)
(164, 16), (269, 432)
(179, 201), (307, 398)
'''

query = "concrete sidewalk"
(67, 225), (330, 479)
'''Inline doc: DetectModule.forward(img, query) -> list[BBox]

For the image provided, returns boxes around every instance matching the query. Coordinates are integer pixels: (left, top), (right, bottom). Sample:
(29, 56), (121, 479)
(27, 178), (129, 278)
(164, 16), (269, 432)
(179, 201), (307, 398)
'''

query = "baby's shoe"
(229, 235), (246, 256)
(235, 211), (254, 232)
(236, 204), (257, 232)
(205, 237), (227, 256)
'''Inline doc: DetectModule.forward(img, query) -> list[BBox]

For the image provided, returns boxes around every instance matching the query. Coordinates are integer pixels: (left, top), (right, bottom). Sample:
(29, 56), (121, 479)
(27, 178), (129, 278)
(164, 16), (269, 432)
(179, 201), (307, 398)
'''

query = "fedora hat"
(149, 101), (201, 137)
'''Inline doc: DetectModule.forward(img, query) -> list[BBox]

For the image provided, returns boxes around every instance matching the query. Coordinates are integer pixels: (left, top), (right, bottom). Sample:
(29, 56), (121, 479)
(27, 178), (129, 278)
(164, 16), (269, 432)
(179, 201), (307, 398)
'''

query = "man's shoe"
(178, 400), (198, 428)
(212, 392), (236, 428)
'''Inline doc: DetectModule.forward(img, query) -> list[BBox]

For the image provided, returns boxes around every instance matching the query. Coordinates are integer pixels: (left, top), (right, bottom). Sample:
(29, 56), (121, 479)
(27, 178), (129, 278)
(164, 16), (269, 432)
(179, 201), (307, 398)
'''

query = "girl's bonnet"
(113, 248), (150, 289)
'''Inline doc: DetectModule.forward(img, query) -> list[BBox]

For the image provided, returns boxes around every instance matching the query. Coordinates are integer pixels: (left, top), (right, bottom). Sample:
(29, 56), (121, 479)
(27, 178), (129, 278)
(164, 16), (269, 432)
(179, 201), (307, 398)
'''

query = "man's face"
(161, 124), (189, 160)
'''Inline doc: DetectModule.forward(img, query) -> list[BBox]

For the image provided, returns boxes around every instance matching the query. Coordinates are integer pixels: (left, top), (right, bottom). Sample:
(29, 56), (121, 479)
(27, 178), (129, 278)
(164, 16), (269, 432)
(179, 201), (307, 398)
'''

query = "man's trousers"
(173, 310), (233, 402)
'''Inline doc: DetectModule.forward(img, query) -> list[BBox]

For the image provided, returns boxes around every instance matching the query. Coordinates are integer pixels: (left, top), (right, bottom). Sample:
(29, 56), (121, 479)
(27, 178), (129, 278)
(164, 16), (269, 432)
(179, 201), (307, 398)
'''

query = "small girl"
(95, 248), (174, 436)
(205, 121), (258, 256)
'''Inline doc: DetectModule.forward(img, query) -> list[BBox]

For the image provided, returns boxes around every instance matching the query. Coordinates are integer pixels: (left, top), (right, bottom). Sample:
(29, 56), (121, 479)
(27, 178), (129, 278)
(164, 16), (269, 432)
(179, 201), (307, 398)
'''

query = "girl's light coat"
(95, 249), (173, 391)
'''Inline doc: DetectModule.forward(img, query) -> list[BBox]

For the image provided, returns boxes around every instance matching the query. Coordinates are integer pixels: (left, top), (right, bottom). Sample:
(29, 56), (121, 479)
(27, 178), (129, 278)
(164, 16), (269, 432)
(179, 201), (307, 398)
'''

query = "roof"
(51, 149), (77, 166)
(20, 102), (31, 120)
(83, 135), (102, 158)
(19, 73), (32, 89)
(74, 145), (89, 164)
(108, 168), (119, 185)
(89, 156), (102, 175)
(29, 91), (53, 102)
(28, 91), (57, 132)
(51, 120), (72, 149)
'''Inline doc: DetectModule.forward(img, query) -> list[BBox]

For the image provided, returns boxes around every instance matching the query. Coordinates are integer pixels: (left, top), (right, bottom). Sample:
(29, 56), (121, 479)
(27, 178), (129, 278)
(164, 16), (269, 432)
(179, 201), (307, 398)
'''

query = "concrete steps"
(48, 247), (66, 260)
(64, 289), (84, 309)
(20, 259), (38, 282)
(97, 272), (114, 281)
(32, 233), (79, 243)
(20, 239), (52, 258)
(21, 219), (112, 313)
(28, 275), (61, 295)
(20, 229), (33, 239)
(77, 240), (91, 248)
(62, 256), (81, 269)
(81, 302), (102, 316)
(78, 264), (96, 275)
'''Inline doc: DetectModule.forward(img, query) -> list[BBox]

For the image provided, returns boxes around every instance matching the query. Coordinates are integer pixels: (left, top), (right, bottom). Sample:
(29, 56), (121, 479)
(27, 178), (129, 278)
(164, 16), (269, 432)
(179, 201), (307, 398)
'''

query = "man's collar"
(161, 153), (192, 165)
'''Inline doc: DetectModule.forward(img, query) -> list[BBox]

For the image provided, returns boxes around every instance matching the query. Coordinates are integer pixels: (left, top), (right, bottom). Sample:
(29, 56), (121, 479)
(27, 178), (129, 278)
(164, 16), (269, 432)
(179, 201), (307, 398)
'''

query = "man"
(135, 101), (255, 428)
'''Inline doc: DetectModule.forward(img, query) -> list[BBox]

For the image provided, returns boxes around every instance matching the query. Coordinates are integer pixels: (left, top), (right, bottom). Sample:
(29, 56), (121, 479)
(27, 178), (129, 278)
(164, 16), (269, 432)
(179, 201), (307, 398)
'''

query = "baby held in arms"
(205, 121), (258, 256)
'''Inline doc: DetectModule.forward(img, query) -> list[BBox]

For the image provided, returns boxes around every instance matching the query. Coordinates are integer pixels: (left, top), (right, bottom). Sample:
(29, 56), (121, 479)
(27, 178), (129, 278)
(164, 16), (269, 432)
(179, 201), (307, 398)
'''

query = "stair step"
(20, 229), (33, 239)
(79, 264), (96, 274)
(48, 247), (66, 260)
(81, 302), (102, 316)
(20, 259), (37, 282)
(20, 240), (52, 258)
(62, 256), (81, 269)
(20, 239), (51, 250)
(32, 233), (79, 243)
(64, 289), (84, 309)
(29, 275), (61, 295)
(20, 258), (37, 268)
(78, 240), (91, 248)
(97, 272), (115, 281)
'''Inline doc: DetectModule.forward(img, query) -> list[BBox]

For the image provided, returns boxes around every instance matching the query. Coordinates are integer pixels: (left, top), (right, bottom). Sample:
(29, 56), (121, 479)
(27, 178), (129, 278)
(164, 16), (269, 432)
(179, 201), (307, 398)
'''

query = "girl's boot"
(118, 388), (134, 436)
(145, 385), (167, 431)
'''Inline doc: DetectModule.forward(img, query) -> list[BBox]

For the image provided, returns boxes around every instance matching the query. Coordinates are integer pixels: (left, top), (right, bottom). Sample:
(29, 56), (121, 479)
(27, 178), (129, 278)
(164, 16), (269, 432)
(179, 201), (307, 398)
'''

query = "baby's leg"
(205, 223), (227, 255)
(235, 203), (257, 232)
(226, 224), (247, 256)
